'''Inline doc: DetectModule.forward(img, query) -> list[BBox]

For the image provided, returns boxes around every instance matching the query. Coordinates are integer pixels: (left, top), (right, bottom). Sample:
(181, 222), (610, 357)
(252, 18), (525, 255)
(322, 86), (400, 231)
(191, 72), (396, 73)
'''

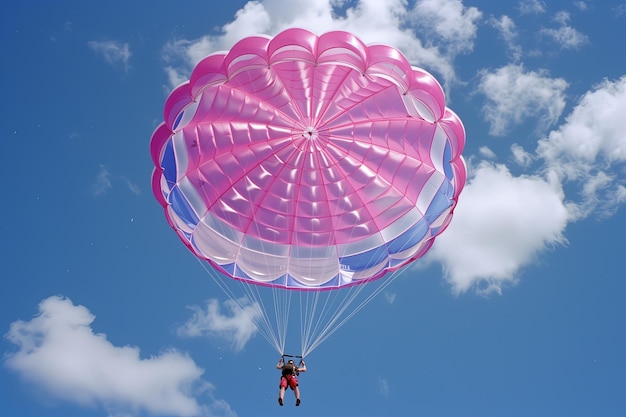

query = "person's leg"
(278, 378), (286, 406)
(278, 387), (285, 405)
(288, 377), (301, 405)
(294, 386), (301, 406)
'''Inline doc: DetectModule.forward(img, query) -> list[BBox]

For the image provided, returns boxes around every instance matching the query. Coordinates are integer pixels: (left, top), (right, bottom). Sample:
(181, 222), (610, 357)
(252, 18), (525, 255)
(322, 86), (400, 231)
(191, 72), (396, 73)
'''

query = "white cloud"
(160, 0), (482, 92)
(511, 143), (534, 167)
(178, 299), (260, 352)
(427, 162), (569, 295)
(220, 0), (273, 42)
(4, 296), (217, 417)
(410, 0), (482, 56)
(477, 64), (568, 136)
(537, 76), (626, 219)
(613, 2), (626, 16)
(93, 164), (112, 196)
(428, 75), (626, 295)
(478, 146), (497, 160)
(488, 15), (522, 61)
(378, 377), (390, 398)
(88, 40), (131, 71)
(573, 1), (588, 11)
(489, 15), (517, 44)
(518, 0), (546, 15)
(384, 292), (396, 304)
(161, 33), (233, 88)
(540, 11), (588, 50)
(121, 176), (141, 196)
(92, 165), (141, 197)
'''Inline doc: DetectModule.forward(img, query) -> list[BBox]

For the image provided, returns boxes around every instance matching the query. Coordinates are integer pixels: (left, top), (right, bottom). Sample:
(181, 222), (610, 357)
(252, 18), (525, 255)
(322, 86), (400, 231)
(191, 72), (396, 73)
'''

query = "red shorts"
(280, 375), (298, 390)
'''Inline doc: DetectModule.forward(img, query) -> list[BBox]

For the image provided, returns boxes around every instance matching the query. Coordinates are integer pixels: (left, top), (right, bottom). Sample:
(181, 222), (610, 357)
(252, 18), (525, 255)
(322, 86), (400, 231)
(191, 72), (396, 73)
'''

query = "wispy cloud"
(573, 1), (588, 11)
(488, 15), (522, 61)
(378, 377), (390, 398)
(4, 296), (228, 417)
(92, 165), (141, 197)
(178, 299), (260, 352)
(511, 144), (534, 167)
(384, 292), (397, 304)
(121, 176), (141, 196)
(613, 1), (626, 17)
(479, 146), (497, 160)
(518, 0), (546, 15)
(88, 40), (131, 72)
(92, 164), (112, 196)
(540, 11), (589, 50)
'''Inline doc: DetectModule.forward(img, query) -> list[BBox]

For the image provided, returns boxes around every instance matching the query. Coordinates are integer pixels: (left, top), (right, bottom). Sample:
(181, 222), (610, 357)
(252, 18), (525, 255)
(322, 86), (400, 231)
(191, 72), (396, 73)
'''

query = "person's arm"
(276, 358), (284, 369)
(297, 360), (307, 373)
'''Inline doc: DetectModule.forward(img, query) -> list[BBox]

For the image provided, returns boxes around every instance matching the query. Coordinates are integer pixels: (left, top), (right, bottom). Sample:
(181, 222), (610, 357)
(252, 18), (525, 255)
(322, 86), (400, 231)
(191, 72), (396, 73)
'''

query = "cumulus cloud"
(427, 162), (569, 295)
(4, 296), (220, 417)
(537, 76), (626, 219)
(88, 40), (131, 71)
(178, 299), (260, 352)
(430, 75), (626, 295)
(410, 0), (482, 55)
(160, 0), (482, 92)
(477, 64), (568, 136)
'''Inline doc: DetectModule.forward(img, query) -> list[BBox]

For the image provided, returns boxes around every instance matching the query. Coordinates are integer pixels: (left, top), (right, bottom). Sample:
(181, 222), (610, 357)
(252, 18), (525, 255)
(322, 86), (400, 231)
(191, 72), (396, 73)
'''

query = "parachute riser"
(282, 353), (304, 366)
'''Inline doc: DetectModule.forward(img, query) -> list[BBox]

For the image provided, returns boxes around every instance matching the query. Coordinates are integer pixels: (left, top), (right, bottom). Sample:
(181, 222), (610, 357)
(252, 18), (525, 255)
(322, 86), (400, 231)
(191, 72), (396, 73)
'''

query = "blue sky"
(2, 1), (626, 416)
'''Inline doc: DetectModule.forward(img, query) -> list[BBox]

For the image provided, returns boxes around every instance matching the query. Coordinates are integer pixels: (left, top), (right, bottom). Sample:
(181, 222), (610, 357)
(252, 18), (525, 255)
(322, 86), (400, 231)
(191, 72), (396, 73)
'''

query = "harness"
(282, 363), (298, 377)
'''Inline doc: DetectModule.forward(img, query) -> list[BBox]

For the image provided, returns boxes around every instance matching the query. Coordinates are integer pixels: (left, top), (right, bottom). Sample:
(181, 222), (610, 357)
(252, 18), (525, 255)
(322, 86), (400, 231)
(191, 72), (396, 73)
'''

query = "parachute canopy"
(151, 28), (466, 293)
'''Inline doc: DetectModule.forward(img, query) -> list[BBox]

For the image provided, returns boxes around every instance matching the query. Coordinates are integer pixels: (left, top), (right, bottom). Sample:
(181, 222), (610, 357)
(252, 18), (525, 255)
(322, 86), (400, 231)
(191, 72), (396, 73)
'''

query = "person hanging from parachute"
(276, 355), (307, 406)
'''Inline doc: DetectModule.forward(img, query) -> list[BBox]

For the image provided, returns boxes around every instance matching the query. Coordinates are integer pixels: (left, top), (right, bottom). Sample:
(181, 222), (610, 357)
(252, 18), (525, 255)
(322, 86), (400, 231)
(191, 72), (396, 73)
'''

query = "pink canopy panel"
(150, 28), (466, 290)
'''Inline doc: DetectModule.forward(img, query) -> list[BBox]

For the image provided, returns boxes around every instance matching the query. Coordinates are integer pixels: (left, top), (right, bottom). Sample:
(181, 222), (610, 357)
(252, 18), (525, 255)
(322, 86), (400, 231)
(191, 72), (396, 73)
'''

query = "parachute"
(150, 28), (466, 356)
